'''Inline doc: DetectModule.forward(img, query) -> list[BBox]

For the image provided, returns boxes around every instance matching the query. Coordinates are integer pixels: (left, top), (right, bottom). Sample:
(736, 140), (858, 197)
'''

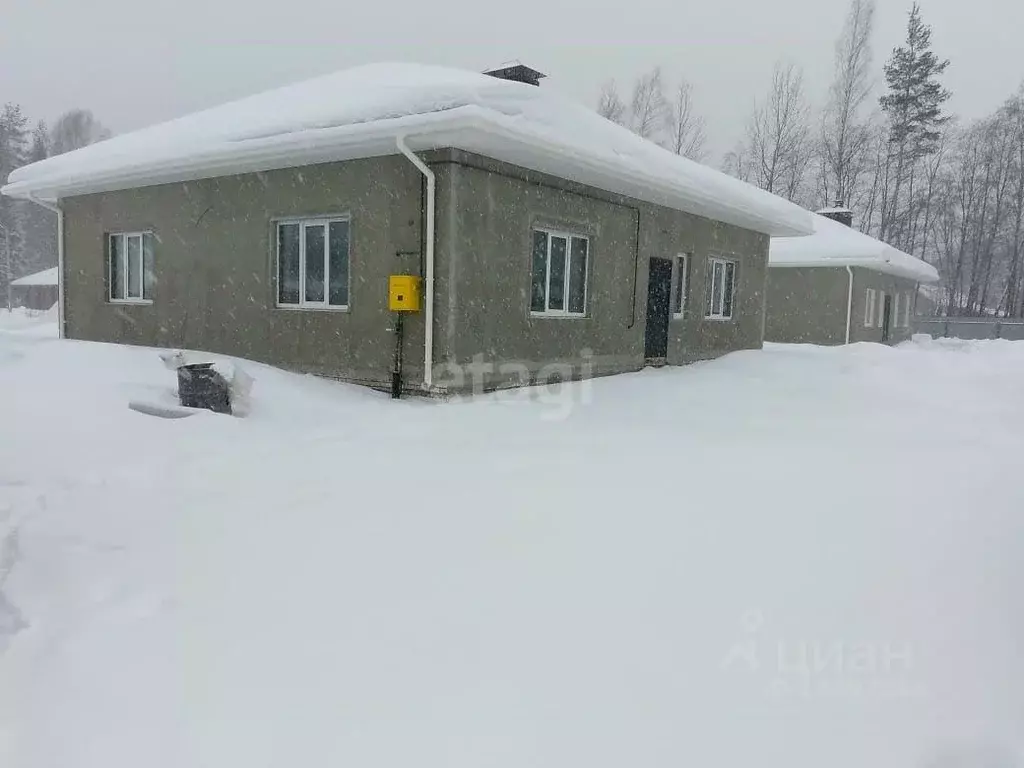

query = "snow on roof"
(770, 213), (939, 283)
(1, 63), (813, 238)
(815, 206), (854, 215)
(10, 267), (57, 286)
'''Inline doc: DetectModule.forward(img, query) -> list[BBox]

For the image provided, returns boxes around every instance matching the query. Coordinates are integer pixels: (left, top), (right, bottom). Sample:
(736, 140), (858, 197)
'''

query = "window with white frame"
(864, 289), (876, 327)
(894, 293), (901, 327)
(904, 291), (912, 327)
(108, 232), (154, 303)
(878, 291), (886, 327)
(277, 217), (350, 308)
(673, 253), (690, 317)
(704, 256), (736, 320)
(530, 228), (589, 316)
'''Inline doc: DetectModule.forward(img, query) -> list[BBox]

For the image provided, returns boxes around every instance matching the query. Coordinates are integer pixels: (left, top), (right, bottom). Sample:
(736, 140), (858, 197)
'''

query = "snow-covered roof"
(1, 63), (813, 238)
(10, 267), (57, 287)
(770, 213), (939, 282)
(815, 206), (853, 215)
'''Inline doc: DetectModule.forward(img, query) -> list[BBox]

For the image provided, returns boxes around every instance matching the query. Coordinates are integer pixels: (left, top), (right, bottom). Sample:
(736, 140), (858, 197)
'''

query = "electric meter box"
(388, 275), (422, 312)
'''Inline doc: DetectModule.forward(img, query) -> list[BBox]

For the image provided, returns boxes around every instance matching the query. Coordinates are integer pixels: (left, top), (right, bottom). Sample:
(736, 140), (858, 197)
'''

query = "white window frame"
(275, 216), (350, 310)
(673, 253), (689, 318)
(704, 256), (737, 321)
(530, 227), (589, 318)
(864, 289), (876, 328)
(878, 291), (886, 328)
(107, 231), (153, 304)
(904, 291), (912, 328)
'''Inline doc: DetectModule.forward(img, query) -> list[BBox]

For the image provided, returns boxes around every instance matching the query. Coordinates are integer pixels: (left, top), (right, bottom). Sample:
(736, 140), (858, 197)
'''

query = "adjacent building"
(2, 63), (813, 394)
(10, 267), (58, 311)
(765, 207), (939, 346)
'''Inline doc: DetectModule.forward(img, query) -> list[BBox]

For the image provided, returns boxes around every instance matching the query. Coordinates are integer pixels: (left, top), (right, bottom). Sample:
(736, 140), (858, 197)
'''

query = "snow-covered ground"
(1, 312), (1022, 768)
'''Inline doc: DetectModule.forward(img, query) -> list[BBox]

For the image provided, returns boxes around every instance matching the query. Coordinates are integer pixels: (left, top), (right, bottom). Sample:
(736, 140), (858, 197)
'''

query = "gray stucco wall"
(62, 156), (426, 388)
(764, 264), (920, 346)
(849, 268), (919, 344)
(61, 149), (772, 394)
(765, 267), (849, 345)
(429, 150), (769, 391)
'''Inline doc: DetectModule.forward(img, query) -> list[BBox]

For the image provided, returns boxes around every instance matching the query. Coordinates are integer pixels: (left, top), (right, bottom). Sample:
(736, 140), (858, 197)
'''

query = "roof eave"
(4, 105), (814, 237)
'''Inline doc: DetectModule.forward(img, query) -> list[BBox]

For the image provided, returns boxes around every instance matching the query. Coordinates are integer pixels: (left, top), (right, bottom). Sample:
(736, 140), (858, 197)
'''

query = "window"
(878, 291), (886, 327)
(530, 228), (588, 316)
(864, 289), (876, 327)
(276, 218), (350, 308)
(904, 291), (912, 328)
(672, 254), (690, 317)
(893, 293), (901, 327)
(108, 232), (154, 303)
(704, 257), (736, 320)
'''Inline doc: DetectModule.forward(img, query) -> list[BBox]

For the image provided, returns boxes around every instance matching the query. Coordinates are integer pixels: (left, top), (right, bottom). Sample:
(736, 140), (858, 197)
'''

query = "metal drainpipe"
(396, 136), (435, 391)
(27, 194), (64, 338)
(845, 266), (854, 344)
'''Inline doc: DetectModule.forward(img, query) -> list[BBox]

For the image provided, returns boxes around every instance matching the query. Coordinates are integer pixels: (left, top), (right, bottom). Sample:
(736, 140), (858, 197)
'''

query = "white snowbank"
(1, 325), (1023, 768)
(1, 63), (812, 238)
(9, 268), (57, 287)
(770, 213), (939, 282)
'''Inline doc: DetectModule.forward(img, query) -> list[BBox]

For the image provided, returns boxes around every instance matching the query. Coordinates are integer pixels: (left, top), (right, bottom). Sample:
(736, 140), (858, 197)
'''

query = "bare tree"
(666, 79), (707, 160)
(629, 67), (668, 141)
(597, 81), (626, 125)
(738, 62), (812, 203)
(50, 109), (111, 155)
(819, 0), (876, 209)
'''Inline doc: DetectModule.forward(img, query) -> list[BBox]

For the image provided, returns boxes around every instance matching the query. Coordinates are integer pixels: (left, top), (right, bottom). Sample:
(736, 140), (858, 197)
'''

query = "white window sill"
(703, 315), (735, 322)
(109, 299), (153, 306)
(275, 303), (350, 312)
(530, 312), (587, 320)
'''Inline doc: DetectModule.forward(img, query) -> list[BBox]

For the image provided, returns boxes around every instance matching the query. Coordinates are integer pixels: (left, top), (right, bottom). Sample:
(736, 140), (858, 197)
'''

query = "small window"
(893, 293), (901, 327)
(904, 292), (912, 327)
(864, 289), (876, 328)
(878, 291), (886, 327)
(672, 254), (689, 317)
(108, 232), (154, 303)
(704, 256), (736, 320)
(276, 217), (350, 308)
(530, 228), (588, 317)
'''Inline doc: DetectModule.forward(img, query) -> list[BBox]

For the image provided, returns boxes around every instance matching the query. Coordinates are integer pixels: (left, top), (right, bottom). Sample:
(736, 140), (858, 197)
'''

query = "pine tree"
(27, 121), (50, 163)
(18, 120), (57, 276)
(878, 3), (950, 244)
(0, 104), (29, 295)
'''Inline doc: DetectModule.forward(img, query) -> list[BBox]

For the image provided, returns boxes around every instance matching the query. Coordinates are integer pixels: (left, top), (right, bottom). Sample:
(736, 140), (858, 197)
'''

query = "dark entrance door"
(881, 293), (893, 342)
(645, 258), (673, 361)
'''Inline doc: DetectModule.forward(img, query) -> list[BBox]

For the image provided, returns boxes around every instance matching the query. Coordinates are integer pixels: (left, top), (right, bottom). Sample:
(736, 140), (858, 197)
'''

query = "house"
(765, 206), (939, 346)
(2, 63), (813, 394)
(10, 267), (58, 311)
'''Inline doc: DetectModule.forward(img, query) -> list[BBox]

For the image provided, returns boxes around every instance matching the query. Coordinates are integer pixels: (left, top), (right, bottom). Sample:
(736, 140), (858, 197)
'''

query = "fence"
(914, 317), (1024, 340)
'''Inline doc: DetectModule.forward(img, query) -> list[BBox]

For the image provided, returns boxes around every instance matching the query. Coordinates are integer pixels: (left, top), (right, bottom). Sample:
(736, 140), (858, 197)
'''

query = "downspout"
(395, 136), (435, 391)
(27, 194), (64, 340)
(844, 266), (854, 345)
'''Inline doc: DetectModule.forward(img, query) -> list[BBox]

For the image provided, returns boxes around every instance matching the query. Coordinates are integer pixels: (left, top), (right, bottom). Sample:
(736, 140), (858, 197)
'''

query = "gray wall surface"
(62, 156), (426, 388)
(764, 265), (921, 346)
(430, 150), (769, 391)
(61, 149), (771, 394)
(849, 268), (919, 344)
(764, 267), (849, 345)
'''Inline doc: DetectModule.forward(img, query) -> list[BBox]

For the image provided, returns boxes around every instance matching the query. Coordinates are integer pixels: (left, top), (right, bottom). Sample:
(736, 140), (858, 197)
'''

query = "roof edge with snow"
(2, 63), (813, 238)
(10, 267), (58, 287)
(769, 214), (939, 283)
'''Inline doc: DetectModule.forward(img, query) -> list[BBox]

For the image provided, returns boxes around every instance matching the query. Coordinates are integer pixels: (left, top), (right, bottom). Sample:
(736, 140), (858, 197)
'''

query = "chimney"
(483, 63), (546, 87)
(816, 199), (854, 228)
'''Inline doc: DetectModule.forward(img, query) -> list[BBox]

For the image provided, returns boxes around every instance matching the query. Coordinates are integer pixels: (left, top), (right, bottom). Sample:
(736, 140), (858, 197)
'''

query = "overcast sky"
(1, 0), (1022, 164)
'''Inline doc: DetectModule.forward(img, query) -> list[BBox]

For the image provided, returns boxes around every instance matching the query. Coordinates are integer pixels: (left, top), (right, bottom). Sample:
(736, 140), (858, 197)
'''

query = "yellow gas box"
(388, 274), (422, 312)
